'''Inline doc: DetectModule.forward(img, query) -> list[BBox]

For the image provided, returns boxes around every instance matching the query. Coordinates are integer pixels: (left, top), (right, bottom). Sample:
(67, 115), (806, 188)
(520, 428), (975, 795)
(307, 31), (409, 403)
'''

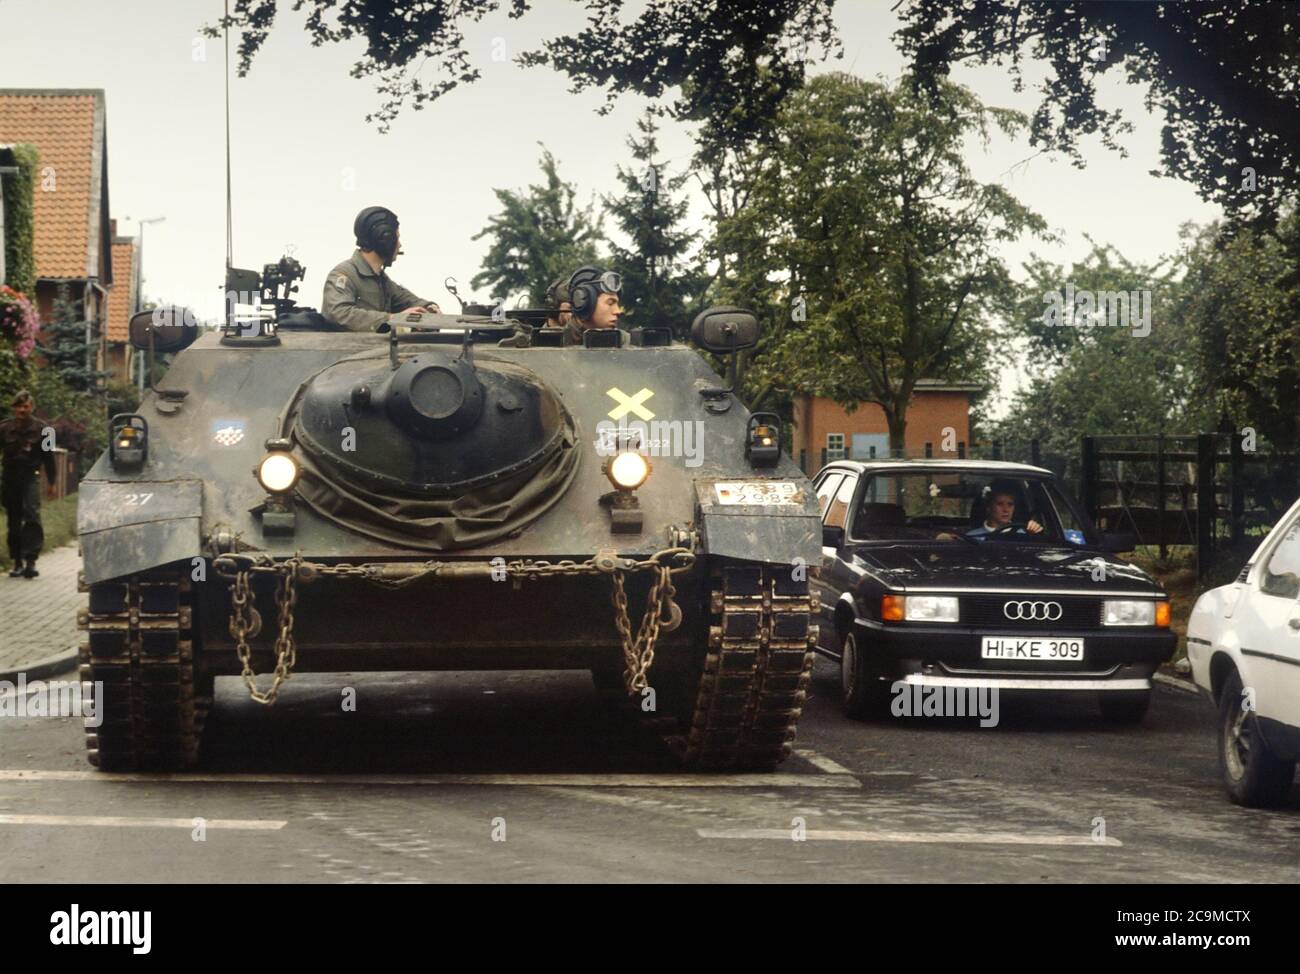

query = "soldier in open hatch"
(563, 266), (623, 346)
(543, 276), (573, 332)
(0, 389), (56, 578)
(321, 206), (441, 332)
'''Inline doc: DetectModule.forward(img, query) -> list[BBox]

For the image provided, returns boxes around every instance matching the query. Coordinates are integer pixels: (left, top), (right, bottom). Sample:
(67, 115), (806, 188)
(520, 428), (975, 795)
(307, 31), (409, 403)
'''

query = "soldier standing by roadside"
(0, 390), (57, 578)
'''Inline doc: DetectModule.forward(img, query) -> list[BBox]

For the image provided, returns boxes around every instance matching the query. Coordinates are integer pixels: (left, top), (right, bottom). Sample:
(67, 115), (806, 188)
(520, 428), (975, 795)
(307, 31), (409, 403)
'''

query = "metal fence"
(1081, 433), (1299, 578)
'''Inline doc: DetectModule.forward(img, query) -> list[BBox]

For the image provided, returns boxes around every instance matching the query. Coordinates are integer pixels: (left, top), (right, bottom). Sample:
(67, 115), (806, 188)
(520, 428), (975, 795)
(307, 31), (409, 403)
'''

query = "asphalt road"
(0, 659), (1297, 883)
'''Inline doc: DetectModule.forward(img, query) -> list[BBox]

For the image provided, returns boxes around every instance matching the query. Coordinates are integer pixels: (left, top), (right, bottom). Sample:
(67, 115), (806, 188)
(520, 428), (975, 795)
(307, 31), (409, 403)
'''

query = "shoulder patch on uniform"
(330, 273), (350, 292)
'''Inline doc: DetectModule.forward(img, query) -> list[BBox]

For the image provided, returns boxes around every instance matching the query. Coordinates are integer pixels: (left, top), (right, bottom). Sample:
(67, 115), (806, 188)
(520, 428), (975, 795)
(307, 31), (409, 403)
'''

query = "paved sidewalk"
(0, 543), (82, 678)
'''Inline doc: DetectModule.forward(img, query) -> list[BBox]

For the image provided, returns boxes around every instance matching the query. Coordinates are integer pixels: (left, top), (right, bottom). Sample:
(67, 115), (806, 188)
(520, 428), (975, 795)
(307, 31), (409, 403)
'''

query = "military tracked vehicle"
(76, 257), (821, 771)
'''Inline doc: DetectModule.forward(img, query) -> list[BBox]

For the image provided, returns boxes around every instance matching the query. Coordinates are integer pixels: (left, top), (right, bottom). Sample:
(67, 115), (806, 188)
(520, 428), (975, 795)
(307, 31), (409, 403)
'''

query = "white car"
(1188, 496), (1300, 807)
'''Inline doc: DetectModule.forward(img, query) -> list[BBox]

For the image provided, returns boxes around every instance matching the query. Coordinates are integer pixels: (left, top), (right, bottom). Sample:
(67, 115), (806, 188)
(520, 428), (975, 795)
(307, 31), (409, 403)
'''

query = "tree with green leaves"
(1173, 211), (1300, 451)
(206, 1), (840, 134)
(991, 241), (1198, 483)
(895, 0), (1300, 225)
(41, 284), (107, 393)
(470, 147), (603, 306)
(732, 73), (1047, 454)
(604, 113), (706, 339)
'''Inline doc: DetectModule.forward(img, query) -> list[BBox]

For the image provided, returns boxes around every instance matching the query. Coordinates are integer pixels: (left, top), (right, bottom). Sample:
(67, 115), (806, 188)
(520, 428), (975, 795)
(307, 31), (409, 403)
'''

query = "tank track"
(670, 562), (818, 770)
(77, 569), (211, 771)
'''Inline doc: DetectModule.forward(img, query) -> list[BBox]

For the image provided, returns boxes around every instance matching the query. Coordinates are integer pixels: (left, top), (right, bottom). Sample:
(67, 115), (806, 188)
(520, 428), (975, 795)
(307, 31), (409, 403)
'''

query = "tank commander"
(1, 389), (57, 579)
(564, 266), (623, 346)
(321, 206), (441, 332)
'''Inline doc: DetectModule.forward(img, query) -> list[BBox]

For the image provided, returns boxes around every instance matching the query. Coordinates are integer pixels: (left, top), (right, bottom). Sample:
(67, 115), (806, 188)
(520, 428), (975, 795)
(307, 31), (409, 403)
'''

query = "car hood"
(854, 543), (1162, 594)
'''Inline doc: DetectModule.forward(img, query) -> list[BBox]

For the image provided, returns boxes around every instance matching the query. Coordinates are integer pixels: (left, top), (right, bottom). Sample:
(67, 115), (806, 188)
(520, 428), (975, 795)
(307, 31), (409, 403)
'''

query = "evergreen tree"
(41, 283), (106, 392)
(471, 148), (603, 305)
(604, 113), (707, 339)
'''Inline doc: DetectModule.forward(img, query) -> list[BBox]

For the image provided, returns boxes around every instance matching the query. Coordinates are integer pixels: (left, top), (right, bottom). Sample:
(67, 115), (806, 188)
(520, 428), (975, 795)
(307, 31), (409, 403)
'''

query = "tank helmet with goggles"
(567, 266), (622, 320)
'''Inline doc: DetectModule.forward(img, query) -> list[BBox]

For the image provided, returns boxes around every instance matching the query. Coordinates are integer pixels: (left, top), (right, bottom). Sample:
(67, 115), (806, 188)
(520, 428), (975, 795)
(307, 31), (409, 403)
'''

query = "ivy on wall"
(2, 143), (37, 296)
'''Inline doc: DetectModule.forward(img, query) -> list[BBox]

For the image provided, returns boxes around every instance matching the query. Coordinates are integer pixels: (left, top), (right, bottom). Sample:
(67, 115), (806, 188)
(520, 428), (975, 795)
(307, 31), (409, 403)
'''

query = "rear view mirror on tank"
(129, 307), (200, 353)
(691, 307), (759, 353)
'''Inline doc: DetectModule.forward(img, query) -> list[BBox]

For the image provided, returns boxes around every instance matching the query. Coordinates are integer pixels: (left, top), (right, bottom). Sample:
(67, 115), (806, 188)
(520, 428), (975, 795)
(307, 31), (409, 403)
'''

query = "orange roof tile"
(105, 237), (137, 343)
(0, 90), (106, 280)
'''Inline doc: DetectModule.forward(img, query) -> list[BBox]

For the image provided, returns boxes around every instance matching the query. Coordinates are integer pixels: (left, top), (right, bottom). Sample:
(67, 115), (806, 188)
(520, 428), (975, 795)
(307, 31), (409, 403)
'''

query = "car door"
(1238, 510), (1300, 729)
(815, 471), (859, 654)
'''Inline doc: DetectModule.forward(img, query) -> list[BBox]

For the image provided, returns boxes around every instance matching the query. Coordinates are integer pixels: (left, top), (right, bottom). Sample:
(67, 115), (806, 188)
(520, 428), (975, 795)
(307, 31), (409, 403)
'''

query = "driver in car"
(967, 483), (1044, 540)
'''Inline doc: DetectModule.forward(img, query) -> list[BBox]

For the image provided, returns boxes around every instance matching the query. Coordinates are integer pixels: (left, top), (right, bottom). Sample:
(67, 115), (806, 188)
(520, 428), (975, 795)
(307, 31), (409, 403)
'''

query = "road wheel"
(1097, 689), (1151, 724)
(1219, 670), (1296, 808)
(841, 630), (890, 720)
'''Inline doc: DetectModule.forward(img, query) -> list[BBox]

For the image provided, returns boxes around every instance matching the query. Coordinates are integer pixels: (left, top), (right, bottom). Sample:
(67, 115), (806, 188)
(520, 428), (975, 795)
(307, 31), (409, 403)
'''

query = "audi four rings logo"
(1003, 600), (1063, 621)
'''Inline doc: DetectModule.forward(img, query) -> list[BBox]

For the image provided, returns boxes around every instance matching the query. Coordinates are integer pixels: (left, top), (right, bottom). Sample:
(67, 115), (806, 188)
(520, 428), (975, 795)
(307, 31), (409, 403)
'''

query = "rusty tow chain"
(214, 548), (695, 704)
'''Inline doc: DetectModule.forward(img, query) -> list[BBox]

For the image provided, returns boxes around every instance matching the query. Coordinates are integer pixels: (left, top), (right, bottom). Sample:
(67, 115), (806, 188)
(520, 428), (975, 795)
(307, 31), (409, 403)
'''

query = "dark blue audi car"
(812, 460), (1176, 722)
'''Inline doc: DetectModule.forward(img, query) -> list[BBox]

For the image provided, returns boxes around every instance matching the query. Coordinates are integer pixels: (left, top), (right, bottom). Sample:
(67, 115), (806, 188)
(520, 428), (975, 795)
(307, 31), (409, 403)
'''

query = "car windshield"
(850, 472), (1092, 545)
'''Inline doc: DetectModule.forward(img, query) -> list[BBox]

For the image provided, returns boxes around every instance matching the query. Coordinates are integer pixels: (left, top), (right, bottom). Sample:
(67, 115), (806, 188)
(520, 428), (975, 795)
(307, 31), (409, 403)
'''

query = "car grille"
(960, 595), (1103, 628)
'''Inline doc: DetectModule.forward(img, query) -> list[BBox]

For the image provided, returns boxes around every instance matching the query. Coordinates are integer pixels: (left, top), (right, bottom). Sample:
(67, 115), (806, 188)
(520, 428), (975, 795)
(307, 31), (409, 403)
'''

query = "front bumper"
(896, 672), (1153, 692)
(855, 618), (1174, 688)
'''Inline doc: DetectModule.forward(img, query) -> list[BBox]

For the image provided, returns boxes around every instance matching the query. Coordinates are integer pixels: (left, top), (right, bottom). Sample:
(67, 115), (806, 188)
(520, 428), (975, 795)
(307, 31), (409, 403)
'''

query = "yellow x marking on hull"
(606, 387), (655, 421)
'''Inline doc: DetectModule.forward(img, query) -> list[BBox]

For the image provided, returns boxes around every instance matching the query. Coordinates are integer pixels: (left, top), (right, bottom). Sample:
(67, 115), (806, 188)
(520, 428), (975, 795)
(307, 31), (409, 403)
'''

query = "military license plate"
(981, 637), (1084, 661)
(713, 482), (800, 505)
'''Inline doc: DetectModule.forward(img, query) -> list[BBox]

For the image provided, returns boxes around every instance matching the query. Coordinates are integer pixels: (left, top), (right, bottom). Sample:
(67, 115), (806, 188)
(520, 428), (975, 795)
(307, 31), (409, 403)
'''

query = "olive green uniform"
(320, 250), (434, 332)
(0, 417), (55, 565)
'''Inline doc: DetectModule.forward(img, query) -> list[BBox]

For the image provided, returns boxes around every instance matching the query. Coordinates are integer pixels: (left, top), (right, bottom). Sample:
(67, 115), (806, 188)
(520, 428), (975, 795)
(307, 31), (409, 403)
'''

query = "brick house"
(0, 88), (117, 377)
(104, 227), (140, 381)
(792, 379), (984, 473)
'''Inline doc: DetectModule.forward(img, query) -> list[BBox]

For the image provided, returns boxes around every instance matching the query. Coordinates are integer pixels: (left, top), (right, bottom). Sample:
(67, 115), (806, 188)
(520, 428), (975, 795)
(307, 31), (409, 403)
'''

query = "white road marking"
(0, 813), (285, 830)
(793, 749), (855, 775)
(0, 770), (861, 789)
(698, 828), (1121, 846)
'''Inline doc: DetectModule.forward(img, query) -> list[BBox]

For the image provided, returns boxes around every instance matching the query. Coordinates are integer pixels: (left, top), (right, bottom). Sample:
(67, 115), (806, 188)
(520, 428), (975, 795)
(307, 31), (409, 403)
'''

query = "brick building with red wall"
(792, 379), (983, 473)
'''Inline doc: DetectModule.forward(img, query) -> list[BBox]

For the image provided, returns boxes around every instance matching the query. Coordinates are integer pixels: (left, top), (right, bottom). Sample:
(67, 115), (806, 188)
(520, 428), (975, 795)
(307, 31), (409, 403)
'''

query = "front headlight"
(1103, 599), (1157, 626)
(606, 451), (650, 490)
(905, 595), (960, 623)
(257, 452), (300, 493)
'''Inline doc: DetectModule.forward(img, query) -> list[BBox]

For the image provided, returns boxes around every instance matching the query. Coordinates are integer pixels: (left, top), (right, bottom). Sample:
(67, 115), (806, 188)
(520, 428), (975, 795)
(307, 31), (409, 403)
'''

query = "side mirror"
(691, 306), (759, 353)
(823, 524), (845, 549)
(130, 307), (199, 353)
(1102, 531), (1136, 554)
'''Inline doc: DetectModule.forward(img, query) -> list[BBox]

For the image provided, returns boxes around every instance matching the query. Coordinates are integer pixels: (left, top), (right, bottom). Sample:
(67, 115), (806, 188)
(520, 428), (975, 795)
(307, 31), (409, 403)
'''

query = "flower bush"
(0, 284), (39, 360)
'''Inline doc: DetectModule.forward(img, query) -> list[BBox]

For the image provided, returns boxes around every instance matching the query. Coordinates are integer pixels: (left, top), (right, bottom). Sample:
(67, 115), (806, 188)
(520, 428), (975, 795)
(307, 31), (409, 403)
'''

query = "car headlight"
(882, 595), (959, 623)
(905, 595), (960, 623)
(257, 452), (300, 493)
(606, 451), (650, 490)
(1103, 599), (1160, 626)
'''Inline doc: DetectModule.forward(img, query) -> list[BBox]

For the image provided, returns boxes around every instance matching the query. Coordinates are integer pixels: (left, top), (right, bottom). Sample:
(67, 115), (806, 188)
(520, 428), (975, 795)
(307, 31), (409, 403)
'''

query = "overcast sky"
(2, 0), (1222, 415)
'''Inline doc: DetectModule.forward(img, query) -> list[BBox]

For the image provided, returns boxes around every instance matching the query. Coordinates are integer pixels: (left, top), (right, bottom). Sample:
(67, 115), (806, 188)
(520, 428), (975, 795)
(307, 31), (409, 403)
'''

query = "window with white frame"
(826, 433), (846, 461)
